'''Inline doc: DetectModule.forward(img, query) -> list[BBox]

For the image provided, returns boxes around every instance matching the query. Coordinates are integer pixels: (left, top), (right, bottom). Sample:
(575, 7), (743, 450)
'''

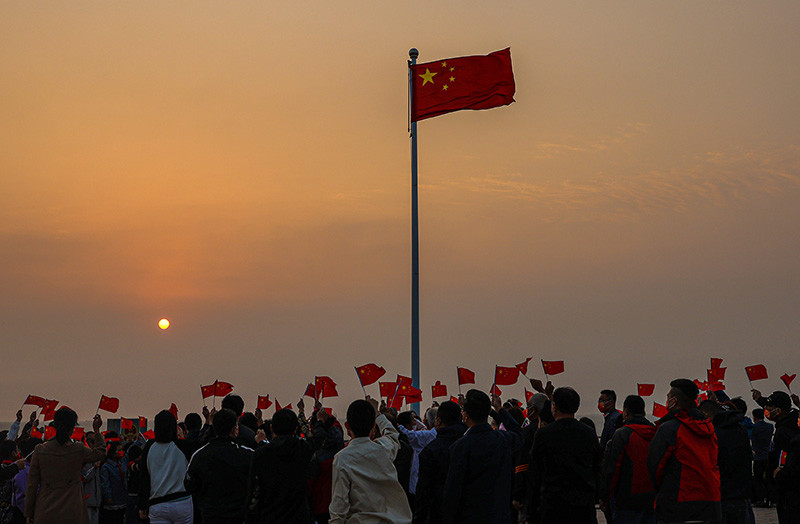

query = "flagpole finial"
(409, 48), (419, 60)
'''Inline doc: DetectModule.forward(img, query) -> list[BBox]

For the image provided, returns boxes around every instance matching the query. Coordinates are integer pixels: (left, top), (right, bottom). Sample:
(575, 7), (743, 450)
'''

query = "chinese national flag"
(214, 381), (234, 397)
(139, 417), (147, 429)
(315, 376), (338, 398)
(169, 403), (178, 419)
(431, 381), (448, 398)
(389, 394), (404, 410)
(450, 396), (459, 404)
(707, 367), (726, 382)
(542, 360), (565, 376)
(708, 381), (726, 392)
(516, 358), (532, 376)
(24, 395), (47, 408)
(98, 395), (119, 413)
(653, 402), (669, 418)
(710, 357), (724, 369)
(143, 430), (155, 440)
(379, 381), (397, 398)
(781, 374), (796, 390)
(120, 418), (134, 430)
(44, 426), (56, 440)
(276, 400), (293, 412)
(71, 427), (85, 440)
(257, 395), (273, 410)
(304, 384), (316, 398)
(356, 364), (386, 386)
(30, 427), (43, 439)
(457, 367), (476, 385)
(637, 384), (655, 397)
(411, 48), (515, 122)
(490, 384), (502, 396)
(201, 384), (216, 399)
(698, 392), (709, 402)
(495, 366), (520, 386)
(745, 365), (768, 382)
(524, 389), (534, 403)
(404, 386), (423, 404)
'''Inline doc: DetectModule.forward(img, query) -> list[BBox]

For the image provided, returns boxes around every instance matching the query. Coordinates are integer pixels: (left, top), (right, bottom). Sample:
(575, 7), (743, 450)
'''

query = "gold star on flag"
(450, 76), (455, 82)
(419, 68), (437, 86)
(441, 61), (447, 67)
(442, 85), (448, 91)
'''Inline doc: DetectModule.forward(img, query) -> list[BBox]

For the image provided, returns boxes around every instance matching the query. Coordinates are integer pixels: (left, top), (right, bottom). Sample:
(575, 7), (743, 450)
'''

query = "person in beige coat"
(24, 408), (105, 524)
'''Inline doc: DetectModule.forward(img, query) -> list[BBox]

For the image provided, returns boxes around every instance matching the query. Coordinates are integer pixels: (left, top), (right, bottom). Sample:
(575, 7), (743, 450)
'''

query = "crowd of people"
(1, 378), (800, 524)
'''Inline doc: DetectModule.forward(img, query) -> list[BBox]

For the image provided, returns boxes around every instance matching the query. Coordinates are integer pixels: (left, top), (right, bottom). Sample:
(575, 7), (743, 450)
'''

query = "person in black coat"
(441, 389), (522, 524)
(414, 401), (466, 524)
(750, 408), (774, 507)
(528, 387), (601, 524)
(762, 392), (800, 524)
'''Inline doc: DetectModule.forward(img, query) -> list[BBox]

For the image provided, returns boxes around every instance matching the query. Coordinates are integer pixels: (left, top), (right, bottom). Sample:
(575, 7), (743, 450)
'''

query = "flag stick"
(213, 379), (218, 410)
(541, 360), (550, 385)
(456, 368), (461, 395)
(409, 47), (421, 415)
(95, 397), (101, 416)
(201, 385), (207, 408)
(390, 381), (402, 409)
(784, 381), (793, 394)
(355, 367), (368, 398)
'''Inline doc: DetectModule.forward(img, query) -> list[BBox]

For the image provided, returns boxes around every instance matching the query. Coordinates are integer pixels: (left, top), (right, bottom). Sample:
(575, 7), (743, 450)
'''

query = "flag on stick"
(653, 402), (669, 418)
(431, 381), (448, 398)
(516, 358), (532, 376)
(495, 365), (520, 386)
(490, 384), (502, 396)
(637, 384), (655, 397)
(315, 376), (338, 398)
(541, 360), (565, 376)
(98, 395), (119, 414)
(23, 395), (47, 408)
(257, 395), (273, 410)
(745, 365), (768, 382)
(781, 373), (796, 392)
(355, 364), (386, 386)
(169, 403), (178, 419)
(457, 367), (476, 385)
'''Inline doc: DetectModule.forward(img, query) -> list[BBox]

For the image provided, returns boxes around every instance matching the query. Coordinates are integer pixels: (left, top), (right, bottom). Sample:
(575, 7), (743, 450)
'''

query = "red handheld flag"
(257, 395), (273, 410)
(450, 396), (460, 404)
(214, 381), (234, 397)
(30, 427), (43, 439)
(138, 416), (147, 429)
(495, 366), (520, 386)
(304, 384), (316, 398)
(379, 381), (397, 399)
(120, 418), (134, 430)
(431, 381), (448, 398)
(653, 402), (669, 418)
(411, 48), (515, 122)
(516, 358), (532, 376)
(355, 364), (386, 386)
(524, 388), (534, 403)
(404, 386), (423, 404)
(389, 394), (404, 410)
(638, 384), (656, 397)
(98, 395), (119, 413)
(707, 367), (727, 382)
(44, 426), (56, 440)
(457, 368), (476, 385)
(315, 376), (338, 398)
(71, 427), (85, 440)
(143, 430), (155, 440)
(169, 403), (178, 419)
(745, 365), (768, 382)
(781, 374), (797, 391)
(710, 357), (724, 370)
(490, 384), (502, 396)
(542, 360), (565, 376)
(200, 384), (216, 399)
(23, 395), (47, 408)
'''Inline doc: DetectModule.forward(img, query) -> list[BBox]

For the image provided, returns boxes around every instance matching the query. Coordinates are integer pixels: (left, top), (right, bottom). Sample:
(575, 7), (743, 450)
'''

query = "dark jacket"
(414, 422), (466, 524)
(442, 409), (522, 524)
(647, 408), (721, 523)
(308, 421), (344, 517)
(185, 437), (253, 521)
(600, 416), (656, 512)
(394, 431), (413, 495)
(248, 421), (328, 524)
(775, 432), (800, 519)
(512, 421), (538, 506)
(770, 410), (800, 470)
(712, 409), (752, 501)
(600, 410), (622, 452)
(751, 420), (773, 462)
(528, 416), (601, 523)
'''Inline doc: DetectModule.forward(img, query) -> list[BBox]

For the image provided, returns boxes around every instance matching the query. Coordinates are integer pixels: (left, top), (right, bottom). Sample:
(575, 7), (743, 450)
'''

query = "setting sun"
(158, 318), (170, 330)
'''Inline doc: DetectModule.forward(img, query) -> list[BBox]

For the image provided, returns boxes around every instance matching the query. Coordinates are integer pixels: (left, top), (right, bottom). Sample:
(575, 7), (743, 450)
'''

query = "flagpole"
(457, 368), (461, 395)
(409, 47), (421, 414)
(355, 367), (368, 398)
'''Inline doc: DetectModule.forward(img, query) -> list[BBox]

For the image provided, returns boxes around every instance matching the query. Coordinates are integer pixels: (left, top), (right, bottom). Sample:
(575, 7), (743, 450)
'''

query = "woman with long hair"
(24, 408), (105, 524)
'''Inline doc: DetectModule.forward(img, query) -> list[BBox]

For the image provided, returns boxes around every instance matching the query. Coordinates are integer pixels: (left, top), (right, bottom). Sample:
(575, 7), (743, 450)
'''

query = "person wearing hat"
(647, 378), (721, 523)
(762, 391), (799, 524)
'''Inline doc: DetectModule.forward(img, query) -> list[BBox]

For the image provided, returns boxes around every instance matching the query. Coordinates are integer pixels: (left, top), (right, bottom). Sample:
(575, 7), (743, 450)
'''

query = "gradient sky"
(2, 2), (800, 422)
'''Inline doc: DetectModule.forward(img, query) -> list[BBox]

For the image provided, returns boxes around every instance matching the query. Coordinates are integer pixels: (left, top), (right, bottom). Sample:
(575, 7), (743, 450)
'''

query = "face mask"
(765, 408), (778, 421)
(116, 450), (124, 459)
(597, 402), (608, 414)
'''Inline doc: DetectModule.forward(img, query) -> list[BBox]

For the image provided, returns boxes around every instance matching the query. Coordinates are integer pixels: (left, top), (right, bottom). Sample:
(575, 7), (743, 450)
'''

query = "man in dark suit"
(442, 389), (522, 524)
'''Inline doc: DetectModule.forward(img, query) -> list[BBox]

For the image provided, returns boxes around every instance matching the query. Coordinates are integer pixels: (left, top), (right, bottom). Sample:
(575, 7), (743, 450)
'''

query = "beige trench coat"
(24, 432), (106, 523)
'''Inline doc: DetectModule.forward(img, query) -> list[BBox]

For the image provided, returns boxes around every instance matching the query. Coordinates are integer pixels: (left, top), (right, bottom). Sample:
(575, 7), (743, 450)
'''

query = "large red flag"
(638, 384), (656, 397)
(379, 381), (397, 398)
(653, 402), (669, 418)
(411, 48), (515, 122)
(431, 381), (448, 398)
(315, 376), (338, 398)
(214, 381), (234, 397)
(781, 374), (797, 391)
(495, 366), (520, 386)
(355, 364), (386, 386)
(257, 395), (273, 410)
(542, 360), (565, 376)
(745, 365), (768, 382)
(200, 384), (216, 399)
(23, 395), (47, 408)
(516, 358), (532, 376)
(98, 395), (119, 413)
(457, 368), (475, 385)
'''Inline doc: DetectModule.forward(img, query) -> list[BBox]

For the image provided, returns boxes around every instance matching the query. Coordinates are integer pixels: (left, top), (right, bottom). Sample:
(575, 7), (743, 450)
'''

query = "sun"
(158, 318), (170, 330)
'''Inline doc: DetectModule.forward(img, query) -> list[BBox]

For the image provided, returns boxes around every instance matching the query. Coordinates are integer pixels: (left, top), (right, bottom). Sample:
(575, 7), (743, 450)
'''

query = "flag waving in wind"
(355, 364), (386, 387)
(411, 48), (515, 122)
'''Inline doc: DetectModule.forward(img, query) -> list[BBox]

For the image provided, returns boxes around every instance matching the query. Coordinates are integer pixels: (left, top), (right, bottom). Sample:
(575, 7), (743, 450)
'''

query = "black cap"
(670, 378), (699, 400)
(764, 391), (792, 411)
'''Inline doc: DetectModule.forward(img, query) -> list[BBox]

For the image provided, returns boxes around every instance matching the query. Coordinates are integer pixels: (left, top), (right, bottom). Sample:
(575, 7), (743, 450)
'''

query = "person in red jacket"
(601, 395), (657, 524)
(647, 379), (721, 523)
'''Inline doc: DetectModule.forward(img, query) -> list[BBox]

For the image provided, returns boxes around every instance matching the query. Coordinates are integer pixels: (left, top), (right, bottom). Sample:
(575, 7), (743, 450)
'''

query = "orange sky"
(2, 3), (800, 421)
